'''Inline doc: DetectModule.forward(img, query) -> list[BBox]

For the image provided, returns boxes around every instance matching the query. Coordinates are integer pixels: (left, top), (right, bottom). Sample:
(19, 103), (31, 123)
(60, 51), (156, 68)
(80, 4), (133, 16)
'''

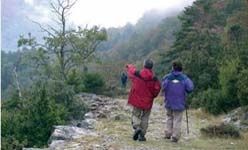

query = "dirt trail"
(53, 96), (248, 150)
(95, 98), (206, 150)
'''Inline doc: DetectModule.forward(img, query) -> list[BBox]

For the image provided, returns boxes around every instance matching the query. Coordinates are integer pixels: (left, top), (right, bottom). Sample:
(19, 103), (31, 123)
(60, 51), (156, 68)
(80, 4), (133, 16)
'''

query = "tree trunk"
(13, 66), (22, 99)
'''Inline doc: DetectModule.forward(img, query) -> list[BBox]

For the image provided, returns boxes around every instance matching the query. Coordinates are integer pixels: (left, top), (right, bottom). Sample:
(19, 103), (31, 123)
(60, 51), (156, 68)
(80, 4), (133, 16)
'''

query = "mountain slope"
(97, 10), (181, 62)
(155, 0), (248, 114)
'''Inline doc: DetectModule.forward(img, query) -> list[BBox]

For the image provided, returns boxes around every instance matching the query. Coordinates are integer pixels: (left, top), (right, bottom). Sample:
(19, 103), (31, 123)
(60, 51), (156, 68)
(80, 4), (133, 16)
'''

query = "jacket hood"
(172, 70), (182, 76)
(140, 68), (154, 80)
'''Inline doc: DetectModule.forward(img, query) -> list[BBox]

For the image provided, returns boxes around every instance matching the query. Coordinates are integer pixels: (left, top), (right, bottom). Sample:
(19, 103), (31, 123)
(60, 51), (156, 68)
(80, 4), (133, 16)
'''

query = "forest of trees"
(1, 0), (248, 149)
(156, 0), (248, 114)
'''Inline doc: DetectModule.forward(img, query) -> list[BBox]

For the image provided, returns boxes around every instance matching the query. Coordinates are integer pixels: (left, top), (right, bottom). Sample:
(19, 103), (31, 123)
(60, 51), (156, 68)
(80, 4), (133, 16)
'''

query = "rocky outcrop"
(200, 107), (248, 138)
(78, 93), (120, 119)
(25, 93), (128, 150)
(49, 125), (98, 141)
(222, 107), (248, 131)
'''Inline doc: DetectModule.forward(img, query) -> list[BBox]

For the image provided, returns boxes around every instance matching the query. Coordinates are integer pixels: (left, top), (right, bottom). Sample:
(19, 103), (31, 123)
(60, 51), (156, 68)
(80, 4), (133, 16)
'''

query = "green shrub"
(1, 110), (27, 150)
(81, 73), (105, 94)
(194, 58), (246, 115)
(198, 88), (225, 115)
(218, 59), (240, 109)
(43, 80), (89, 120)
(66, 69), (83, 93)
(188, 95), (201, 108)
(1, 82), (70, 149)
(67, 71), (105, 94)
(237, 69), (248, 106)
(197, 73), (212, 90)
(46, 80), (75, 106)
(23, 85), (68, 147)
(67, 96), (89, 120)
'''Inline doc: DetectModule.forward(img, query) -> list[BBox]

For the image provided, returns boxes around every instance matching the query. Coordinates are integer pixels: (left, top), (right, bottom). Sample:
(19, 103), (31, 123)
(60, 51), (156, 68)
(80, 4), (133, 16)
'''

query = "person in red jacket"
(125, 59), (161, 141)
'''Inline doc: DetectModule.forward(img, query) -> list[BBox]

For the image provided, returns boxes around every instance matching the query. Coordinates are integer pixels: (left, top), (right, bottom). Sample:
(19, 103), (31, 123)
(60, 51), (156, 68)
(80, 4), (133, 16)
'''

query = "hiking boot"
(171, 137), (178, 143)
(138, 133), (146, 141)
(133, 128), (142, 141)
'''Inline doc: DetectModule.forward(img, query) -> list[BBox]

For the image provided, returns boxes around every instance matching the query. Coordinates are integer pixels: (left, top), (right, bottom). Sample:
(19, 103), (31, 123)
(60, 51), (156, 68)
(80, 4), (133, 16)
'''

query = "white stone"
(50, 125), (97, 141)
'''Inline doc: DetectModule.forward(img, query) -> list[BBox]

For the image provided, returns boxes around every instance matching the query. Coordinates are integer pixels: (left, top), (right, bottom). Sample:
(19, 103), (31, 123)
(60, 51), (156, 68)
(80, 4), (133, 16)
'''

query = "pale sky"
(24, 0), (195, 28)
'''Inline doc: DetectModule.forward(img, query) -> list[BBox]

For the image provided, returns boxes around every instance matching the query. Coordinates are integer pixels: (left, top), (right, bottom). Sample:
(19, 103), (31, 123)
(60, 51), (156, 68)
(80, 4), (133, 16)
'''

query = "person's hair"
(144, 59), (153, 69)
(172, 61), (183, 71)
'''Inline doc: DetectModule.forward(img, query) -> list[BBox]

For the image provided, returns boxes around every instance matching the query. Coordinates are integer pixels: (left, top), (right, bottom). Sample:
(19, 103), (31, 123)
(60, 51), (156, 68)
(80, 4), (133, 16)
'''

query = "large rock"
(222, 107), (248, 131)
(243, 112), (248, 120)
(84, 112), (95, 119)
(49, 140), (85, 150)
(23, 148), (49, 150)
(77, 93), (121, 120)
(76, 119), (96, 129)
(49, 125), (97, 142)
(49, 140), (65, 150)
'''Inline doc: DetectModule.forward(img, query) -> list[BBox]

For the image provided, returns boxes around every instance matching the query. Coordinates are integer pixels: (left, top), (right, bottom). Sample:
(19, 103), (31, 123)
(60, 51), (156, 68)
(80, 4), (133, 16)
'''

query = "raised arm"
(126, 64), (137, 79)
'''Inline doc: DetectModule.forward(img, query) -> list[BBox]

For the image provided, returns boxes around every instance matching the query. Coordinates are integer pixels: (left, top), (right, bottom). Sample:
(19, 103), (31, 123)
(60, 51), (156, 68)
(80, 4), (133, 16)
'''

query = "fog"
(1, 0), (195, 51)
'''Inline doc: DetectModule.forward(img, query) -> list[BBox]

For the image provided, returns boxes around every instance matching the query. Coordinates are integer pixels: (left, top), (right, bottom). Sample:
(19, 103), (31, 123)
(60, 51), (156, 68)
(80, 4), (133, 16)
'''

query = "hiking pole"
(186, 107), (189, 134)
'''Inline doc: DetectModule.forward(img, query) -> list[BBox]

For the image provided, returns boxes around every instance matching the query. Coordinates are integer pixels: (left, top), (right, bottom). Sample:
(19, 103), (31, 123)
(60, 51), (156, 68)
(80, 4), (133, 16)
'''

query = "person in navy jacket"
(162, 61), (194, 142)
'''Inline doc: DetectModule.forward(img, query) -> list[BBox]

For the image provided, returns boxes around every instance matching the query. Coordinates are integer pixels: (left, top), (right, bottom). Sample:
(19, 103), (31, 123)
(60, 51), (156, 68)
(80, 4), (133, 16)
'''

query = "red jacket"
(126, 64), (161, 110)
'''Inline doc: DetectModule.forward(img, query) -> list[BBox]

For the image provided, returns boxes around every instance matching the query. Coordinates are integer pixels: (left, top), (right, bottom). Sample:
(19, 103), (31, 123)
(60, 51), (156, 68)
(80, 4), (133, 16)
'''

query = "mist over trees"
(97, 10), (181, 61)
(1, 0), (248, 149)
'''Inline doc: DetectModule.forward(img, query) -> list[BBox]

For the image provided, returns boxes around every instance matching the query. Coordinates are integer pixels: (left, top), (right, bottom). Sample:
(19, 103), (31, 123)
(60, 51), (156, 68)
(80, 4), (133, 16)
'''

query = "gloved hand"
(125, 64), (131, 68)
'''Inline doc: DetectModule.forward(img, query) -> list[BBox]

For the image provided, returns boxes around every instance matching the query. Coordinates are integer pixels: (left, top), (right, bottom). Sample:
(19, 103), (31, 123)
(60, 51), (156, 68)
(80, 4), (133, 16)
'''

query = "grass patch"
(91, 100), (248, 150)
(200, 123), (240, 138)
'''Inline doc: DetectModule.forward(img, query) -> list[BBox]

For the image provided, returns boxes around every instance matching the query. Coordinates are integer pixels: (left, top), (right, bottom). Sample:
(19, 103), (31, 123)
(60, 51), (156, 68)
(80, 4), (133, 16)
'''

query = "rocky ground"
(24, 93), (248, 150)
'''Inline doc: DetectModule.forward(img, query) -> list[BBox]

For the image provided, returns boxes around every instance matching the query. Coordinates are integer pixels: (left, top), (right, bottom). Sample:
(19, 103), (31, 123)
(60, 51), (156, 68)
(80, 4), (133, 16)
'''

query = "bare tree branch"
(51, 18), (62, 26)
(66, 0), (78, 9)
(29, 19), (56, 38)
(51, 2), (61, 16)
(47, 24), (60, 34)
